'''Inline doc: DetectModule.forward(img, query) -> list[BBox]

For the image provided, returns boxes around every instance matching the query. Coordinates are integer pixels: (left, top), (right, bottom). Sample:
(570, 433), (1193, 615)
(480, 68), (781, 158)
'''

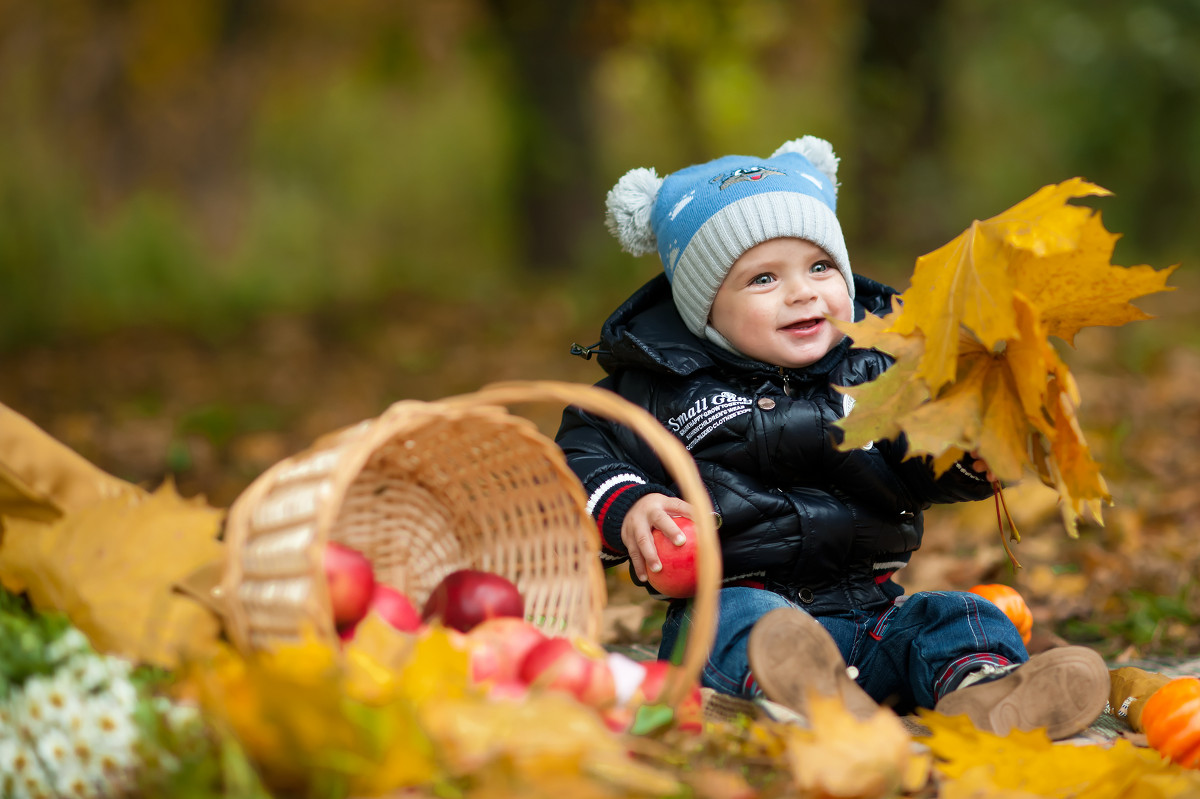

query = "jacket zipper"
(778, 367), (793, 397)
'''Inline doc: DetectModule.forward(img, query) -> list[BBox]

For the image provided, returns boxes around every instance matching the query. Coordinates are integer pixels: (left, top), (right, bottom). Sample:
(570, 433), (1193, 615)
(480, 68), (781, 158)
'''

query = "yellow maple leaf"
(835, 180), (1172, 535)
(1045, 382), (1111, 533)
(783, 693), (924, 799)
(423, 690), (681, 796)
(394, 623), (472, 706)
(898, 347), (990, 464)
(888, 179), (1147, 395)
(893, 223), (1017, 395)
(184, 638), (441, 794)
(1009, 212), (1178, 345)
(0, 401), (142, 523)
(342, 613), (421, 704)
(0, 481), (224, 668)
(918, 709), (1200, 799)
(833, 311), (930, 450)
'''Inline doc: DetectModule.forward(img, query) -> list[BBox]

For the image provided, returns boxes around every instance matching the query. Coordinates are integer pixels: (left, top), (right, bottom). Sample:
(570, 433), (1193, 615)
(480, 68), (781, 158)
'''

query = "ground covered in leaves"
(3, 274), (1200, 662)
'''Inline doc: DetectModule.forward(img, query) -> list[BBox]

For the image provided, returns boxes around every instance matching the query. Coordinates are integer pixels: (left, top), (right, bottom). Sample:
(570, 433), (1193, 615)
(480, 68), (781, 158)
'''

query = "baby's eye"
(751, 273), (774, 286)
(811, 261), (832, 274)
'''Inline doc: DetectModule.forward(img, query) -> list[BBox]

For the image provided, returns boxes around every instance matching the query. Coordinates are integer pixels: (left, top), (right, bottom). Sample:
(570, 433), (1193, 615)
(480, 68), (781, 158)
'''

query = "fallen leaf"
(0, 481), (223, 668)
(0, 402), (141, 523)
(783, 693), (921, 798)
(184, 637), (440, 794)
(918, 709), (1200, 798)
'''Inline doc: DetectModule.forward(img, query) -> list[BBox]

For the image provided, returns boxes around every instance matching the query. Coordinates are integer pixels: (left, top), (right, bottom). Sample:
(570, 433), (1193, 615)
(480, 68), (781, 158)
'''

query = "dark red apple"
(646, 516), (699, 598)
(323, 542), (376, 628)
(366, 583), (423, 633)
(420, 569), (524, 632)
(465, 616), (548, 683)
(518, 636), (616, 709)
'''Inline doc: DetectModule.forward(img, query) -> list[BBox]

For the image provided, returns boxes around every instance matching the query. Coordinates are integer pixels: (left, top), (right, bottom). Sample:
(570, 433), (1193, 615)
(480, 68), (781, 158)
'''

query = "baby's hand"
(621, 494), (694, 583)
(969, 450), (997, 484)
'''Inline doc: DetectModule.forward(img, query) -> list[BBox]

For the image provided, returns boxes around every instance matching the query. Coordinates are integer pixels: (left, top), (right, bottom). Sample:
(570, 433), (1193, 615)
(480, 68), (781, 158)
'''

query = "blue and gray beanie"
(604, 135), (853, 341)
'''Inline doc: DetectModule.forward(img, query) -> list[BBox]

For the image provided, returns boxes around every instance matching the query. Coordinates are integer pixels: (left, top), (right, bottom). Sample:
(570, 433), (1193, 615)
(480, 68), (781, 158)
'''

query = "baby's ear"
(605, 167), (662, 256)
(772, 136), (839, 193)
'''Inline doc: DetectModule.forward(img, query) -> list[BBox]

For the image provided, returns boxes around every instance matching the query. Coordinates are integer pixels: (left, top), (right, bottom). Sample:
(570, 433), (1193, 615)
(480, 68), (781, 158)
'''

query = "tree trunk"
(848, 0), (948, 262)
(485, 0), (608, 273)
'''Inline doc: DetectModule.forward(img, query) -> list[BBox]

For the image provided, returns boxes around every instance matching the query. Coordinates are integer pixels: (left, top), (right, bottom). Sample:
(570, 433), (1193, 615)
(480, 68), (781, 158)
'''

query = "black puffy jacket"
(555, 273), (994, 615)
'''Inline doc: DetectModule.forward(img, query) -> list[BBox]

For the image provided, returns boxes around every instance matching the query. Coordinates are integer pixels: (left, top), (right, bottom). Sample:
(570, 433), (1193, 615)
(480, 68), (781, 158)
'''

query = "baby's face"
(709, 237), (852, 369)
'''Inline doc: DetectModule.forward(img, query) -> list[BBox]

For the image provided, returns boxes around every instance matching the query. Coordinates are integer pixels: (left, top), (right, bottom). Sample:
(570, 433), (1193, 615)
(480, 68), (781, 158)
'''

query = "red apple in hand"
(646, 516), (698, 598)
(421, 569), (524, 632)
(323, 542), (376, 628)
(466, 616), (548, 683)
(366, 583), (423, 633)
(519, 636), (617, 709)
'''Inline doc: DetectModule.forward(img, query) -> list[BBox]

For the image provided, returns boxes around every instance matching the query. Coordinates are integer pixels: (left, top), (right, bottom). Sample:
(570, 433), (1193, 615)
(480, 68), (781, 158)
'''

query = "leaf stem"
(993, 481), (1022, 570)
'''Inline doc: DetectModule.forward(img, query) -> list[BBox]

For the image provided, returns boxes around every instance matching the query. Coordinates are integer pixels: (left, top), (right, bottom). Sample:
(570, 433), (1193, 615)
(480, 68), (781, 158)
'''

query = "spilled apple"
(465, 616), (548, 683)
(519, 635), (616, 709)
(635, 659), (705, 732)
(323, 542), (376, 629)
(421, 569), (525, 632)
(366, 583), (423, 633)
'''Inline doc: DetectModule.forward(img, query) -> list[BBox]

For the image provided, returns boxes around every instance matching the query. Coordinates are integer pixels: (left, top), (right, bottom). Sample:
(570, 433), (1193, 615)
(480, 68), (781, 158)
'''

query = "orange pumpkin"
(1142, 677), (1200, 769)
(968, 583), (1033, 645)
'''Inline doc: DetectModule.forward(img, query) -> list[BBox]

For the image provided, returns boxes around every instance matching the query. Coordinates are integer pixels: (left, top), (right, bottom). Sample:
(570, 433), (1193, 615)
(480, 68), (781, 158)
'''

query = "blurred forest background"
(2, 0), (1199, 659)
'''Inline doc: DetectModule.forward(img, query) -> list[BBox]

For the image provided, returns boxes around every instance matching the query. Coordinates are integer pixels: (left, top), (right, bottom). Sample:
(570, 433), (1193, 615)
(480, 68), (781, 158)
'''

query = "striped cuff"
(934, 653), (1014, 701)
(584, 473), (672, 555)
(954, 460), (988, 482)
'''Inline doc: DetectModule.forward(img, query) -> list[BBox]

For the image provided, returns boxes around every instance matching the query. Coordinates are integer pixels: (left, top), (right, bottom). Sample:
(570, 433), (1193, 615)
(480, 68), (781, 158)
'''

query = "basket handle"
(448, 380), (720, 710)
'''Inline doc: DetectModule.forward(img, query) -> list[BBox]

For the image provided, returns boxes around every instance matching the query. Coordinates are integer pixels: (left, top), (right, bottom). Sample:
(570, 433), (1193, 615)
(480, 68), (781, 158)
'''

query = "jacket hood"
(594, 272), (899, 379)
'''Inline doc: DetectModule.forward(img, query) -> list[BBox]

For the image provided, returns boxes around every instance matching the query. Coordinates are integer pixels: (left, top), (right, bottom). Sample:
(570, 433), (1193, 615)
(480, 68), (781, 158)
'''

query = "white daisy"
(35, 727), (76, 772)
(12, 682), (50, 739)
(82, 704), (140, 773)
(51, 759), (98, 799)
(18, 772), (56, 799)
(0, 734), (45, 781)
(65, 654), (111, 693)
(46, 628), (92, 666)
(107, 675), (139, 713)
(70, 734), (96, 770)
(31, 670), (85, 728)
(162, 699), (201, 735)
(99, 654), (132, 682)
(94, 747), (137, 787)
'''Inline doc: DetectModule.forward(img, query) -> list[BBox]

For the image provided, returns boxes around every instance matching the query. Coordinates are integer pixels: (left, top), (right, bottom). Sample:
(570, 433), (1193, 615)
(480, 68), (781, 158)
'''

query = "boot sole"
(746, 607), (879, 720)
(933, 646), (1109, 740)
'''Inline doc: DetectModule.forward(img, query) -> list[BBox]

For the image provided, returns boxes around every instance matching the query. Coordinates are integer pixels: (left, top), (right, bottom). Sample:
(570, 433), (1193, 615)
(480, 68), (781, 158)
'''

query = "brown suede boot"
(746, 607), (880, 721)
(933, 646), (1110, 740)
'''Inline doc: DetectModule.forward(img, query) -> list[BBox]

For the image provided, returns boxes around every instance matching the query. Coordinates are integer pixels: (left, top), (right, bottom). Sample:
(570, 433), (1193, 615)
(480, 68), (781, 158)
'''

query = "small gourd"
(968, 583), (1033, 645)
(1141, 676), (1200, 769)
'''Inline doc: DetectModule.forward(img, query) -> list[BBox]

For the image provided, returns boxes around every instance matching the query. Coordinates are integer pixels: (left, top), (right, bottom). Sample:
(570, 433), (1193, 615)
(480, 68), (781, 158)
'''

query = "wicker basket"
(217, 380), (720, 708)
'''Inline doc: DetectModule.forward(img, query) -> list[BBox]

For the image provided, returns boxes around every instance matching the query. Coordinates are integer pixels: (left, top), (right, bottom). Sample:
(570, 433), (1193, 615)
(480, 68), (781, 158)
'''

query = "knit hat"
(604, 136), (853, 341)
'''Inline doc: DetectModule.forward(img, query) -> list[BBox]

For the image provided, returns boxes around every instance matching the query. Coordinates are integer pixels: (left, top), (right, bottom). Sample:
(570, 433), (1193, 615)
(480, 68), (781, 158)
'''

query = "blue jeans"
(658, 586), (1030, 713)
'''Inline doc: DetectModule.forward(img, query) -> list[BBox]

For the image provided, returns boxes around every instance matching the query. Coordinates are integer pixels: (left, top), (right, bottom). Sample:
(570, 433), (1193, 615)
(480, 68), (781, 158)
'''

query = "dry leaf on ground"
(783, 693), (926, 798)
(0, 481), (224, 668)
(919, 709), (1200, 798)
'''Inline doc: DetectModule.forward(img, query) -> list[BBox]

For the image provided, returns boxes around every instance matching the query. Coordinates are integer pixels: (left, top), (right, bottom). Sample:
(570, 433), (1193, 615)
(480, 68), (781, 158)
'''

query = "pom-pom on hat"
(604, 136), (853, 340)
